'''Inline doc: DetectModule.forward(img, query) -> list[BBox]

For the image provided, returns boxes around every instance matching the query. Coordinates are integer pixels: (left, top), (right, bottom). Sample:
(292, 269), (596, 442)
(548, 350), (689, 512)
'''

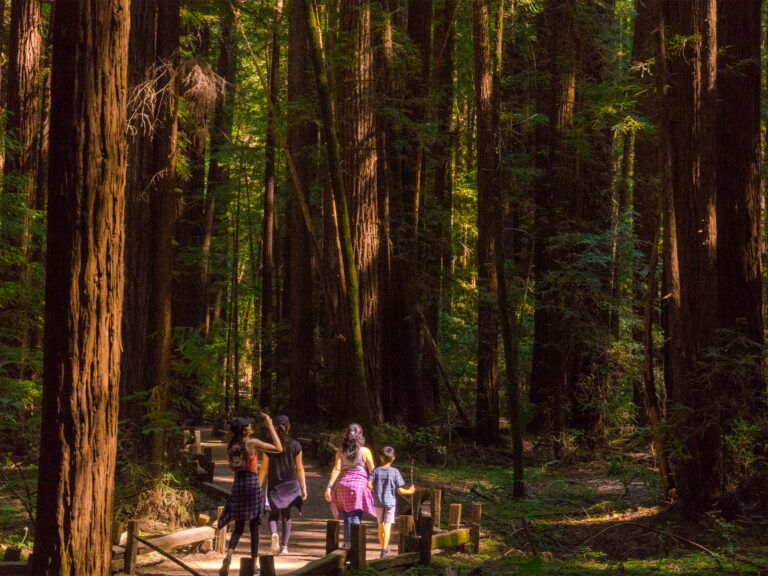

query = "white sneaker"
(270, 533), (281, 556)
(281, 546), (289, 555)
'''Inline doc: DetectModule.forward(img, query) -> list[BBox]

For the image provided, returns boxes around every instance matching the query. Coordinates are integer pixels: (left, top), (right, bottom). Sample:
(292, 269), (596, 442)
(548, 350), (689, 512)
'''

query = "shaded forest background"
(0, 0), (767, 571)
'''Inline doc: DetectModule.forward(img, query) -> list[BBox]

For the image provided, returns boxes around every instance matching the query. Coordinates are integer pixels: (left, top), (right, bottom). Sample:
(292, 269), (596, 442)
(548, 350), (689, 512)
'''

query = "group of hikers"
(216, 413), (416, 576)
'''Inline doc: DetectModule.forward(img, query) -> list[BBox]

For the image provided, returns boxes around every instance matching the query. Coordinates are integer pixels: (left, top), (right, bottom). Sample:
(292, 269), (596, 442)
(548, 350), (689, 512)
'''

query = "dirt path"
(136, 428), (390, 575)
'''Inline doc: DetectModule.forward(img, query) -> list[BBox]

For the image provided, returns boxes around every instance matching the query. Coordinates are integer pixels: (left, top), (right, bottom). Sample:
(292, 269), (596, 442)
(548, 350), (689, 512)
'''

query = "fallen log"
(289, 548), (347, 575)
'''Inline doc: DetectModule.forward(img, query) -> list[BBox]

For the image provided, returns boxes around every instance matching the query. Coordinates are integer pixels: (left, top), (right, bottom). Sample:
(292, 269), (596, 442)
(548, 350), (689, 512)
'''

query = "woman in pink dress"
(324, 423), (375, 549)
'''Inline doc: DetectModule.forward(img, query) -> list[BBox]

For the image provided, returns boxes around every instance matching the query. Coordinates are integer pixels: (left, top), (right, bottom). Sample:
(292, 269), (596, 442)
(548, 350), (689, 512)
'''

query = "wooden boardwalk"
(133, 428), (389, 575)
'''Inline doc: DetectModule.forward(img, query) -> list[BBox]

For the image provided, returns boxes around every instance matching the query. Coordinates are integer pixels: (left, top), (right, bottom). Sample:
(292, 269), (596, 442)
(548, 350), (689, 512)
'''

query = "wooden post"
(325, 520), (340, 554)
(448, 503), (462, 530)
(204, 446), (215, 481)
(430, 489), (442, 529)
(197, 513), (211, 527)
(260, 555), (276, 576)
(417, 515), (433, 565)
(124, 519), (139, 575)
(239, 557), (254, 575)
(215, 506), (227, 554)
(397, 515), (415, 554)
(194, 429), (202, 454)
(470, 502), (482, 554)
(350, 523), (366, 569)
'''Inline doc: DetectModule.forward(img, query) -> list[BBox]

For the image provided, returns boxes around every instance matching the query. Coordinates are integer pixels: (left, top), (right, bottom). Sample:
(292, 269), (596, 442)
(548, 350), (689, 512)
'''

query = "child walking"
(367, 446), (415, 558)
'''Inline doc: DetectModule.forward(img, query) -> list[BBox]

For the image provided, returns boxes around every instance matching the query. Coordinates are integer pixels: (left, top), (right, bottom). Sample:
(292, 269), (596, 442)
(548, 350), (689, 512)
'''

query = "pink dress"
(330, 449), (376, 519)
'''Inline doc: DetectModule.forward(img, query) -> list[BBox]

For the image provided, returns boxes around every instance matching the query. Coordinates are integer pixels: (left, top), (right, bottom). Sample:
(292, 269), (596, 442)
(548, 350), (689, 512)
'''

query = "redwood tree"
(662, 0), (719, 514)
(714, 0), (765, 510)
(32, 0), (129, 572)
(473, 0), (499, 443)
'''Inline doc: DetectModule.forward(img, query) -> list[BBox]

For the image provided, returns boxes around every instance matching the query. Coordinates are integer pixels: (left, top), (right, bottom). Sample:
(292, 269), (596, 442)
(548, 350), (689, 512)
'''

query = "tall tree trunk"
(149, 0), (180, 479)
(287, 0), (318, 420)
(32, 0), (129, 572)
(662, 0), (719, 515)
(529, 0), (577, 455)
(175, 22), (212, 332)
(205, 5), (238, 333)
(303, 0), (374, 432)
(260, 0), (283, 410)
(1, 0), (42, 380)
(120, 0), (157, 459)
(714, 0), (765, 511)
(336, 0), (383, 425)
(473, 0), (500, 444)
(422, 0), (457, 413)
(174, 22), (212, 425)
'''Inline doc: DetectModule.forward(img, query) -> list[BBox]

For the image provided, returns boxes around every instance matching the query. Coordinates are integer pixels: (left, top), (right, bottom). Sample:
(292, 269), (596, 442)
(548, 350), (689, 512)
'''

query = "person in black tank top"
(258, 415), (307, 556)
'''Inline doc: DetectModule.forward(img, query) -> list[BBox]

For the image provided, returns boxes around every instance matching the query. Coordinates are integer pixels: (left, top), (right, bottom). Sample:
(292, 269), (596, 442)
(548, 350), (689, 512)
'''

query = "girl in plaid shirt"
(218, 413), (282, 576)
(324, 423), (376, 550)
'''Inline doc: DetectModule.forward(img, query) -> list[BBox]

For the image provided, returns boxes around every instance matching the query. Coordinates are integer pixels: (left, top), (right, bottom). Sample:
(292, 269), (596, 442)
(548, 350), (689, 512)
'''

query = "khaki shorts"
(375, 506), (396, 524)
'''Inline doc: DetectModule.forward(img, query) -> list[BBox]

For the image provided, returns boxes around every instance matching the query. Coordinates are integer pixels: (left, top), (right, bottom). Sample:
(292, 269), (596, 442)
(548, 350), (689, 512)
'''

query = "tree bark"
(473, 0), (500, 444)
(287, 0), (317, 420)
(0, 0), (42, 380)
(714, 0), (765, 511)
(149, 0), (180, 479)
(336, 0), (383, 425)
(529, 0), (577, 455)
(120, 0), (157, 459)
(32, 0), (129, 572)
(422, 0), (457, 413)
(303, 0), (374, 432)
(260, 0), (283, 410)
(662, 0), (719, 515)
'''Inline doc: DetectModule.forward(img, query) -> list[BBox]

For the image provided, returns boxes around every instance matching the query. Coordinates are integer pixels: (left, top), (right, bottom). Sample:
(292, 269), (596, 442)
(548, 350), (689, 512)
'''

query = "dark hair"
(228, 424), (248, 452)
(380, 446), (395, 463)
(276, 416), (290, 445)
(341, 423), (365, 460)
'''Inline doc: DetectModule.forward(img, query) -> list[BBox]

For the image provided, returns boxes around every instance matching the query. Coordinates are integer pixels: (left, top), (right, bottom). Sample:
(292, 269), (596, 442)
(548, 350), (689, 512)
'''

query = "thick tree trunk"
(120, 0), (157, 459)
(529, 0), (577, 454)
(303, 0), (374, 432)
(371, 0), (398, 419)
(0, 0), (42, 380)
(286, 0), (318, 420)
(260, 0), (283, 410)
(663, 0), (719, 515)
(473, 0), (499, 444)
(714, 0), (765, 511)
(149, 0), (180, 478)
(336, 0), (383, 425)
(32, 0), (129, 572)
(422, 0), (457, 413)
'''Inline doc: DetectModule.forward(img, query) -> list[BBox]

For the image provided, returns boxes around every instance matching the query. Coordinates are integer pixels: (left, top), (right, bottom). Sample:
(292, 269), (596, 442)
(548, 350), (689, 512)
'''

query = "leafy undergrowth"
(0, 463), (36, 556)
(401, 452), (768, 576)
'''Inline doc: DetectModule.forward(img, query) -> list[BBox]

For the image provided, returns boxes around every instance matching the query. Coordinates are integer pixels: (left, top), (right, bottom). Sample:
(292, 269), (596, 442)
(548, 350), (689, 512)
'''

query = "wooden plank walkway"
(132, 428), (390, 575)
